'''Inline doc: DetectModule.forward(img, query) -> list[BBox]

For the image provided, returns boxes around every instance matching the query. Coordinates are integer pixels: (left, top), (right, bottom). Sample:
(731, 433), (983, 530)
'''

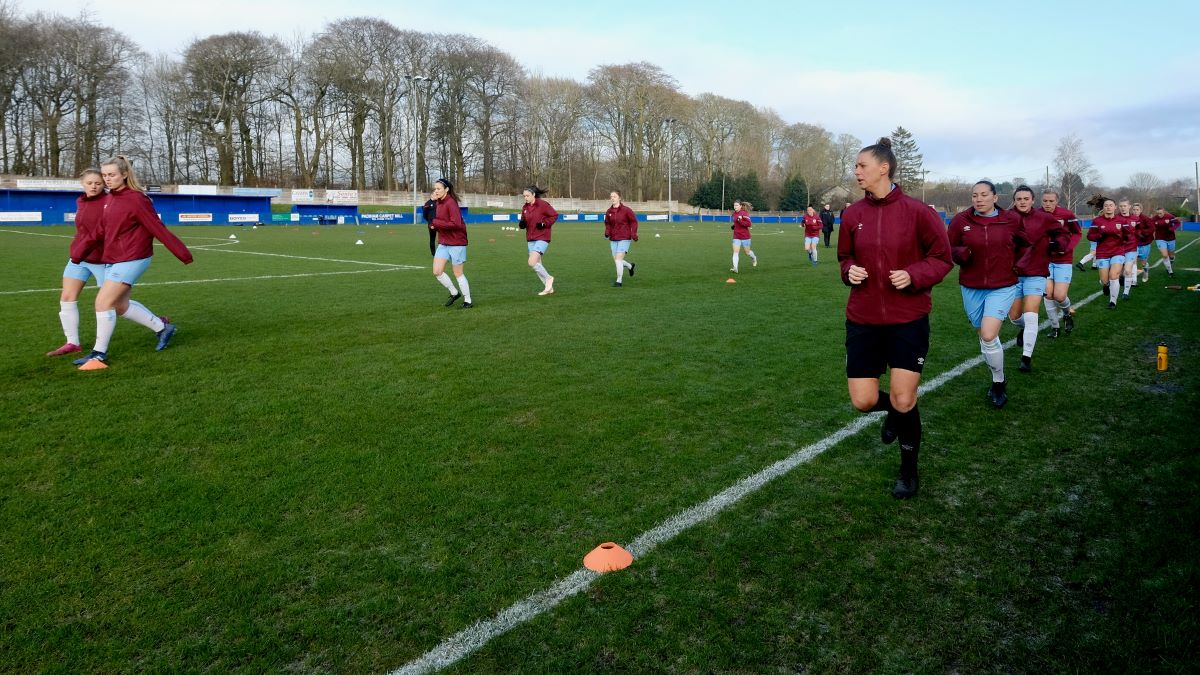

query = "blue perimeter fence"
(2, 189), (1197, 230)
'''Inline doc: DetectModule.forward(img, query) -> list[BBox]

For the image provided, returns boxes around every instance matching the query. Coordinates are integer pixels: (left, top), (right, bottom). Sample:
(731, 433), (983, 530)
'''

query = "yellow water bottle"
(1157, 342), (1168, 371)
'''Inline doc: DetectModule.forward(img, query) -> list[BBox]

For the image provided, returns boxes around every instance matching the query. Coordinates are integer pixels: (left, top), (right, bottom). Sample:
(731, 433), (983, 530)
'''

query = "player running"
(730, 201), (757, 273)
(839, 137), (953, 499)
(802, 206), (822, 265)
(947, 180), (1026, 408)
(1041, 190), (1081, 338)
(519, 185), (559, 296)
(429, 178), (473, 308)
(1085, 195), (1126, 309)
(1008, 185), (1067, 372)
(1149, 207), (1182, 277)
(604, 190), (639, 287)
(70, 156), (193, 369)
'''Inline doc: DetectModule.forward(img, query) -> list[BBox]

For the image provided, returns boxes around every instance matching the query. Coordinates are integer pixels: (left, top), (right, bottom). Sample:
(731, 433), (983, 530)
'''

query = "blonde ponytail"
(102, 155), (145, 192)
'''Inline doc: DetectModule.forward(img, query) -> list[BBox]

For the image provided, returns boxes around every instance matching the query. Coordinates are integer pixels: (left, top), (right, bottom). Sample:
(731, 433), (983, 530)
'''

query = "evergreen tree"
(890, 126), (925, 192)
(687, 170), (726, 209)
(778, 174), (809, 212)
(688, 170), (764, 210)
(729, 172), (765, 210)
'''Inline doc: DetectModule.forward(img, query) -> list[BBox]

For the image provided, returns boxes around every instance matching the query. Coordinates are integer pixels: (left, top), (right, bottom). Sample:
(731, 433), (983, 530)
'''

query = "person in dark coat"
(819, 203), (835, 247)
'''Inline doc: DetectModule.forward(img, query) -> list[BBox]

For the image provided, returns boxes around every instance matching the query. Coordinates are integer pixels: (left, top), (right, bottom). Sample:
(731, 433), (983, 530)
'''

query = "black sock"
(895, 405), (921, 475)
(895, 405), (921, 447)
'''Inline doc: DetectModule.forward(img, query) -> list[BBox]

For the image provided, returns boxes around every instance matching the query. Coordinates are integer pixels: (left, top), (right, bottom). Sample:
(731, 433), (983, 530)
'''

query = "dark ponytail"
(860, 137), (897, 180)
(435, 177), (459, 203)
(524, 185), (547, 198)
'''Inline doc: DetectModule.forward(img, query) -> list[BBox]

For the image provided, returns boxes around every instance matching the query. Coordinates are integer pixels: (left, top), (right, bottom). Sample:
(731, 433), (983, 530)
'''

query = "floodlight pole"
(406, 74), (429, 225)
(665, 118), (675, 224)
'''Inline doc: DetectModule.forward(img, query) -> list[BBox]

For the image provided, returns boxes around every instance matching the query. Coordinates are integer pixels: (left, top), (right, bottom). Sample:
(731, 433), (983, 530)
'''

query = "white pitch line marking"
(0, 268), (418, 295)
(197, 246), (413, 268)
(391, 235), (1200, 675)
(190, 241), (243, 250)
(0, 228), (72, 239)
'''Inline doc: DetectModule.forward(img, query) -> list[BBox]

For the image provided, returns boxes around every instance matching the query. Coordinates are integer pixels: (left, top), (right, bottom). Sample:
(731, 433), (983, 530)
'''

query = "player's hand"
(633, 236), (639, 242)
(889, 269), (912, 289)
(847, 265), (868, 284)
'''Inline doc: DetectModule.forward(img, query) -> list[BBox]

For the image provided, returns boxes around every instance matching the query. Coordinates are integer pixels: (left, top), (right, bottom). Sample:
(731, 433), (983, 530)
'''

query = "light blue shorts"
(1016, 275), (1047, 298)
(1047, 263), (1073, 284)
(63, 259), (106, 284)
(804, 236), (820, 245)
(527, 240), (549, 255)
(1089, 240), (1097, 251)
(1137, 244), (1151, 260)
(1097, 255), (1124, 269)
(1156, 239), (1176, 253)
(610, 239), (631, 255)
(104, 257), (153, 286)
(961, 284), (1018, 329)
(434, 244), (467, 265)
(732, 238), (752, 248)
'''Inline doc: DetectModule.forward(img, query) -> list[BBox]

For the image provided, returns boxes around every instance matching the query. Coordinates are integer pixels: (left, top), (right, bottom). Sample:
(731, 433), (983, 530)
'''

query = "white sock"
(616, 260), (625, 282)
(747, 250), (757, 262)
(94, 309), (117, 353)
(456, 275), (471, 303)
(980, 337), (1005, 382)
(1044, 297), (1060, 328)
(1108, 279), (1120, 303)
(1060, 297), (1072, 314)
(1010, 315), (1025, 329)
(532, 262), (550, 283)
(1164, 257), (1173, 273)
(1128, 269), (1137, 286)
(121, 300), (165, 332)
(436, 272), (458, 295)
(622, 260), (633, 270)
(1079, 251), (1095, 265)
(731, 252), (739, 272)
(59, 300), (80, 345)
(811, 249), (817, 262)
(1022, 311), (1038, 357)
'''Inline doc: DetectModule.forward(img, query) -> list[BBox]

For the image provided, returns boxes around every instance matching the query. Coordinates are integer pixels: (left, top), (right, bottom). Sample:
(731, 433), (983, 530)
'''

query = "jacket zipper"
(877, 205), (887, 321)
(982, 218), (990, 287)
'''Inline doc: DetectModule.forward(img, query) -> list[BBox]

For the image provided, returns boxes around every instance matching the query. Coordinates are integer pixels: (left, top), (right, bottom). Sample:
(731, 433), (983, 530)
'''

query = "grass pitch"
(0, 222), (1196, 673)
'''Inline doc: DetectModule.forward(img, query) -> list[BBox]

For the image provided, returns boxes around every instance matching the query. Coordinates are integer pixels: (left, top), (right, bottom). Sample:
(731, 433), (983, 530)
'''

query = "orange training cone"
(725, 278), (737, 284)
(584, 542), (633, 573)
(78, 359), (108, 371)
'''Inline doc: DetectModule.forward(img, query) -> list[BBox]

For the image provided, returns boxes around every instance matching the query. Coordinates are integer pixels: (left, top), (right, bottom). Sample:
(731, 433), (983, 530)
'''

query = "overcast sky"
(31, 0), (1200, 189)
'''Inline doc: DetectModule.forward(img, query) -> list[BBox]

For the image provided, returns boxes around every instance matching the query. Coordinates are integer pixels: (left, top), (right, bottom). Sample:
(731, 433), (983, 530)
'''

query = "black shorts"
(845, 316), (930, 379)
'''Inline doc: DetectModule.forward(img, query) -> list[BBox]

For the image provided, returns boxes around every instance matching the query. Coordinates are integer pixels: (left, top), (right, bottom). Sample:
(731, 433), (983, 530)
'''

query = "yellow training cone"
(584, 542), (633, 573)
(78, 359), (108, 371)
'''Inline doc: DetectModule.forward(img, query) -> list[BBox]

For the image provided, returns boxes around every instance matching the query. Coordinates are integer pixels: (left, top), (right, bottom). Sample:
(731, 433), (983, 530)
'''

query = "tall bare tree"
(587, 62), (680, 200)
(1052, 133), (1099, 212)
(182, 31), (279, 185)
(525, 76), (584, 192)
